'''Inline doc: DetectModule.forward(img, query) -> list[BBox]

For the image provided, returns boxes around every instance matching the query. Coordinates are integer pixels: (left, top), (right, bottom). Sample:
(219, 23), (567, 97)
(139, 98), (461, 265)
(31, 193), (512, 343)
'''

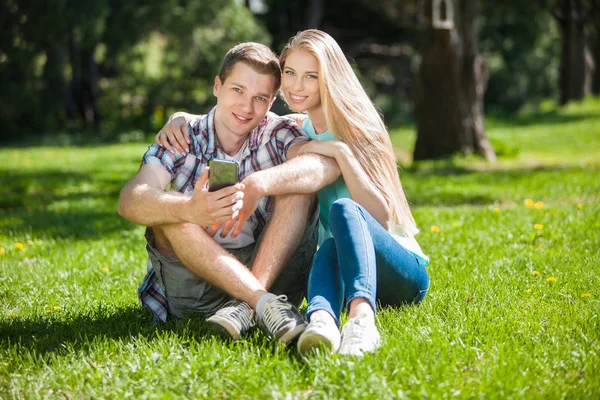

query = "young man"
(118, 43), (340, 343)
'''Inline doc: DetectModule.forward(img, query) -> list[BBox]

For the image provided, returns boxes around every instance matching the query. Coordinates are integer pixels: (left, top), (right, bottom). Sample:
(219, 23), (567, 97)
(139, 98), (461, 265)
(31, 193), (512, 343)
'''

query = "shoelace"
(342, 319), (366, 343)
(220, 300), (254, 329)
(262, 295), (293, 332)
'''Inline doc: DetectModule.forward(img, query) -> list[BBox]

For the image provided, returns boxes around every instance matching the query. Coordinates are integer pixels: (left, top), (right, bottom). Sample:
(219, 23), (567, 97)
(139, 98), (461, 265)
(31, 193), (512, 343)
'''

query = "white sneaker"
(297, 315), (341, 355)
(338, 313), (381, 356)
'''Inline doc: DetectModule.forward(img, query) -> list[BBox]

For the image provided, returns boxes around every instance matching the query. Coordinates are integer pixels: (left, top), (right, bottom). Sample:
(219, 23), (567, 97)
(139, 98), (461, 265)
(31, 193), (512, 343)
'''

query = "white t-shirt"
(211, 140), (256, 249)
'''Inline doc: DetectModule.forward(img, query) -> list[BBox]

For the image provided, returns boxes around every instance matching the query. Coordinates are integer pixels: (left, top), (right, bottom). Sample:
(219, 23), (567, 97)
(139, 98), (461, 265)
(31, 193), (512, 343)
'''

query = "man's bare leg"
(250, 193), (315, 289)
(152, 223), (267, 308)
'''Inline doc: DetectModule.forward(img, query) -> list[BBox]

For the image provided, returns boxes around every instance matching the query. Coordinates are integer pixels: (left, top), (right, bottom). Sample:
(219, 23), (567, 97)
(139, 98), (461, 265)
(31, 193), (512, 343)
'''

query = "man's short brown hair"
(219, 42), (281, 94)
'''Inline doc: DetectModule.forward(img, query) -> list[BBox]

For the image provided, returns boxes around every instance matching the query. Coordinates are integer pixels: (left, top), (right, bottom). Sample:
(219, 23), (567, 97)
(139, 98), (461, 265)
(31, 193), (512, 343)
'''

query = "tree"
(413, 0), (496, 161)
(552, 0), (596, 104)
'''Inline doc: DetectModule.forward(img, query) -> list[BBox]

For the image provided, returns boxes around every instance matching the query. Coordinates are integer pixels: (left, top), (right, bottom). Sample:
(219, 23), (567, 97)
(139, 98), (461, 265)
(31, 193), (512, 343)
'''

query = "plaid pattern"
(138, 107), (309, 322)
(138, 259), (168, 323)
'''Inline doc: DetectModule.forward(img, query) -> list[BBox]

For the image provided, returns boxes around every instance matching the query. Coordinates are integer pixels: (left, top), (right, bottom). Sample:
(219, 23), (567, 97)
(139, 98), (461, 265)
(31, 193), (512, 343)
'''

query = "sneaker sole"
(206, 317), (241, 341)
(297, 331), (339, 355)
(276, 321), (307, 343)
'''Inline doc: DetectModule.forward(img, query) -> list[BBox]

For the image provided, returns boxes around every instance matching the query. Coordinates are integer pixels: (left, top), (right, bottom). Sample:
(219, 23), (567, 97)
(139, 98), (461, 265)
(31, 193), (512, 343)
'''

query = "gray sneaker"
(206, 299), (256, 340)
(258, 295), (307, 343)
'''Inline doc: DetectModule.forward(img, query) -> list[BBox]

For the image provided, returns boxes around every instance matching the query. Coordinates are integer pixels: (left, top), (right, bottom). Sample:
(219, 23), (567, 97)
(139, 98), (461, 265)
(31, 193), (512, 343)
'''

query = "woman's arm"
(155, 112), (200, 155)
(298, 141), (391, 229)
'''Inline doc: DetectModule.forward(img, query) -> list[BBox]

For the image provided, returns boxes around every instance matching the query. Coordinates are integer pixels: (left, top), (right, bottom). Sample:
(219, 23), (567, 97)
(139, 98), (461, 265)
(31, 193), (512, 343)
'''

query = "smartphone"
(208, 159), (239, 192)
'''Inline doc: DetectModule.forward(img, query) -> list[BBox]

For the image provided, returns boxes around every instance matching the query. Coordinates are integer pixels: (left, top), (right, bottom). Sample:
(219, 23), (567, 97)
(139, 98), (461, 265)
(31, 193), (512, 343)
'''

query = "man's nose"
(240, 95), (253, 113)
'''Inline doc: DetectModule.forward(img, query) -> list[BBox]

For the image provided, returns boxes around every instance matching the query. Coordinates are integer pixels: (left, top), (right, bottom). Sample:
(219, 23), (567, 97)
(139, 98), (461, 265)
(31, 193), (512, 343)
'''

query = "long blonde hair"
(280, 29), (418, 236)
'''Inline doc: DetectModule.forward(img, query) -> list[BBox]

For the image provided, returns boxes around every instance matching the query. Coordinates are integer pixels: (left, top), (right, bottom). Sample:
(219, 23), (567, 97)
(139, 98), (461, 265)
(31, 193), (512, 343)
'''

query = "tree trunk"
(67, 29), (100, 131)
(42, 46), (68, 130)
(555, 0), (593, 104)
(591, 1), (600, 94)
(593, 40), (600, 94)
(413, 0), (495, 161)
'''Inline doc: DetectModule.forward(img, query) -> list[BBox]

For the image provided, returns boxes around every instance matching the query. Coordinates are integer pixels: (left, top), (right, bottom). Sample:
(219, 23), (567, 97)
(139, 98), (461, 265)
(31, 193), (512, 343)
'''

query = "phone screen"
(208, 159), (239, 192)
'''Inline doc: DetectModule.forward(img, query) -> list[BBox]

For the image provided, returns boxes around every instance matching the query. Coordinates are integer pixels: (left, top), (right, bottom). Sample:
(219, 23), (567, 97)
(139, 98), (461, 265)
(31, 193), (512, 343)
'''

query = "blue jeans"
(306, 198), (430, 324)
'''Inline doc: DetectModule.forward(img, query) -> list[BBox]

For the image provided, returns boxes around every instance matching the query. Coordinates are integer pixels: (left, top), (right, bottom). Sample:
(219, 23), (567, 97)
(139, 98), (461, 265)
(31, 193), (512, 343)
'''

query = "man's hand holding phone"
(187, 166), (244, 228)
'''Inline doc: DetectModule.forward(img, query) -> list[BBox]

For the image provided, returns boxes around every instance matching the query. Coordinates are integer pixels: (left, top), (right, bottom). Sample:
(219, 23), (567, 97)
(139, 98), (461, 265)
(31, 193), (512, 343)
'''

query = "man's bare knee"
(272, 193), (314, 214)
(152, 223), (206, 259)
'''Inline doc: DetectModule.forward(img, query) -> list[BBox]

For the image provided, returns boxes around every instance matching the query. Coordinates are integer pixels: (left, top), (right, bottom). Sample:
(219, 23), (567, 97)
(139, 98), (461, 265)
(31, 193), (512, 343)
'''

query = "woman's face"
(281, 50), (322, 114)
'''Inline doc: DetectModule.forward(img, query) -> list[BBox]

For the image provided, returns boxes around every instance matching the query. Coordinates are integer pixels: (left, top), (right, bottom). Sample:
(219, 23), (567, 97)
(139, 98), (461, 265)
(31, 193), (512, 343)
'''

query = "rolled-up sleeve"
(141, 143), (181, 179)
(276, 120), (310, 161)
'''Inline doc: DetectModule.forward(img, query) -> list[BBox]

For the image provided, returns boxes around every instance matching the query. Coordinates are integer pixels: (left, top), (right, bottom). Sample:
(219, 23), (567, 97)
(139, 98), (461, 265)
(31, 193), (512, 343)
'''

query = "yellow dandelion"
(526, 288), (532, 293)
(45, 309), (52, 314)
(547, 277), (557, 283)
(9, 312), (15, 317)
(431, 225), (440, 233)
(0, 247), (5, 256)
(53, 306), (60, 310)
(539, 244), (544, 248)
(493, 207), (500, 214)
(26, 239), (33, 245)
(101, 267), (109, 273)
(581, 293), (592, 298)
(533, 224), (544, 230)
(532, 270), (540, 276)
(534, 201), (544, 209)
(577, 203), (583, 210)
(15, 242), (24, 251)
(524, 199), (534, 208)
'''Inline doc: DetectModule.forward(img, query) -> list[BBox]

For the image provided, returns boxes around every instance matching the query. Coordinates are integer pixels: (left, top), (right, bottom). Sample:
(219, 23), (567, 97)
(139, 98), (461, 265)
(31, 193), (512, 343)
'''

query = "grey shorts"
(146, 207), (319, 319)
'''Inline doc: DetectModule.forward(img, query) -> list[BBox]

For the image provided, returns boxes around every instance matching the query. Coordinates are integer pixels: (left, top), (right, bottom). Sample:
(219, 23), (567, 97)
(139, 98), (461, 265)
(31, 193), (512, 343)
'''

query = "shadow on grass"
(402, 163), (598, 207)
(0, 306), (214, 357)
(0, 170), (138, 238)
(487, 110), (599, 128)
(0, 306), (300, 361)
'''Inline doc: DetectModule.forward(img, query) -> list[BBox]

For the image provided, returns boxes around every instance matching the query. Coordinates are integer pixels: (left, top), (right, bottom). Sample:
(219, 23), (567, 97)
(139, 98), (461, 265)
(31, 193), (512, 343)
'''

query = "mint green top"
(302, 118), (351, 240)
(302, 117), (429, 265)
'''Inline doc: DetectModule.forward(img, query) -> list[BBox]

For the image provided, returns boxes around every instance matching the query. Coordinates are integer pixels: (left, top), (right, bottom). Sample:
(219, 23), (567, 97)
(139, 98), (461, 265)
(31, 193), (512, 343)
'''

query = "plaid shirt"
(138, 107), (309, 322)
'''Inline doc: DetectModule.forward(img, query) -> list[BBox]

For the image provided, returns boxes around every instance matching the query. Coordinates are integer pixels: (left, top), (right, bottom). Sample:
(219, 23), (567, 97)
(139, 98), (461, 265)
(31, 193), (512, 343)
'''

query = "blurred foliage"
(480, 0), (560, 112)
(0, 0), (269, 142)
(0, 0), (596, 143)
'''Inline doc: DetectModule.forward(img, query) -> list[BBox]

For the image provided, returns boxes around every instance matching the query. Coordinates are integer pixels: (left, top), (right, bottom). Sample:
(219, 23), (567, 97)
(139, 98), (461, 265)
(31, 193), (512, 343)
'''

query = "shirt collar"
(201, 107), (266, 158)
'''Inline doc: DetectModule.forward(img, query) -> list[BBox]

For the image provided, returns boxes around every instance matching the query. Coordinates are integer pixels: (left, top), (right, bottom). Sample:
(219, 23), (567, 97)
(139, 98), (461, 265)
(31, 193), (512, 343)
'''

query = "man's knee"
(151, 223), (208, 259)
(272, 193), (315, 214)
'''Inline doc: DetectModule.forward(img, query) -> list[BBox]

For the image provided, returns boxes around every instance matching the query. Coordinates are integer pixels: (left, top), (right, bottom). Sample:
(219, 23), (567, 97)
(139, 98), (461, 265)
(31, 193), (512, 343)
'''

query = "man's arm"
(224, 143), (339, 237)
(118, 164), (244, 227)
(245, 145), (340, 196)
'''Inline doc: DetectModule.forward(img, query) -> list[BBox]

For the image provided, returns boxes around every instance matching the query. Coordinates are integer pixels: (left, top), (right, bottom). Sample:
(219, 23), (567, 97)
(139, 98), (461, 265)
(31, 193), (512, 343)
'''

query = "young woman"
(156, 30), (430, 357)
(278, 29), (430, 357)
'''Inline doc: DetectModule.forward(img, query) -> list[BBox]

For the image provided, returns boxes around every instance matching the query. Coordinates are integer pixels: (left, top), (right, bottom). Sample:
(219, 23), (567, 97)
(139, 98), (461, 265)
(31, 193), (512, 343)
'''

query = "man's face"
(213, 62), (277, 141)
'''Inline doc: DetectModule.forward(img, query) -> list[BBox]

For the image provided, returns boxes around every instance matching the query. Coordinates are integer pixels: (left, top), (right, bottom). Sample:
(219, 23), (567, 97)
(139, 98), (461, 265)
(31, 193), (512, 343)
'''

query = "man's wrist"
(172, 195), (193, 224)
(245, 173), (268, 197)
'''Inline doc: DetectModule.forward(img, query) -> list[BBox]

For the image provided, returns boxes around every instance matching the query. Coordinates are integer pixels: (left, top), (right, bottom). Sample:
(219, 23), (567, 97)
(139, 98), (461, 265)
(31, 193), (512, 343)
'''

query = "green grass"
(1, 97), (599, 399)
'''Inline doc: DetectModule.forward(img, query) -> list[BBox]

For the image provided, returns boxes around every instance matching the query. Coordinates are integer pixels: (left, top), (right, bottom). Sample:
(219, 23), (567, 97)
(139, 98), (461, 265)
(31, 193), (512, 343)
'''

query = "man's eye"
(256, 96), (266, 102)
(233, 88), (242, 93)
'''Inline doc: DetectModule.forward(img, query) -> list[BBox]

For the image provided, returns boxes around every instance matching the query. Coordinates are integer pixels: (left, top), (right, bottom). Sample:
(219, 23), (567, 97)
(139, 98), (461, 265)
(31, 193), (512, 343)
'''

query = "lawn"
(1, 98), (599, 399)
